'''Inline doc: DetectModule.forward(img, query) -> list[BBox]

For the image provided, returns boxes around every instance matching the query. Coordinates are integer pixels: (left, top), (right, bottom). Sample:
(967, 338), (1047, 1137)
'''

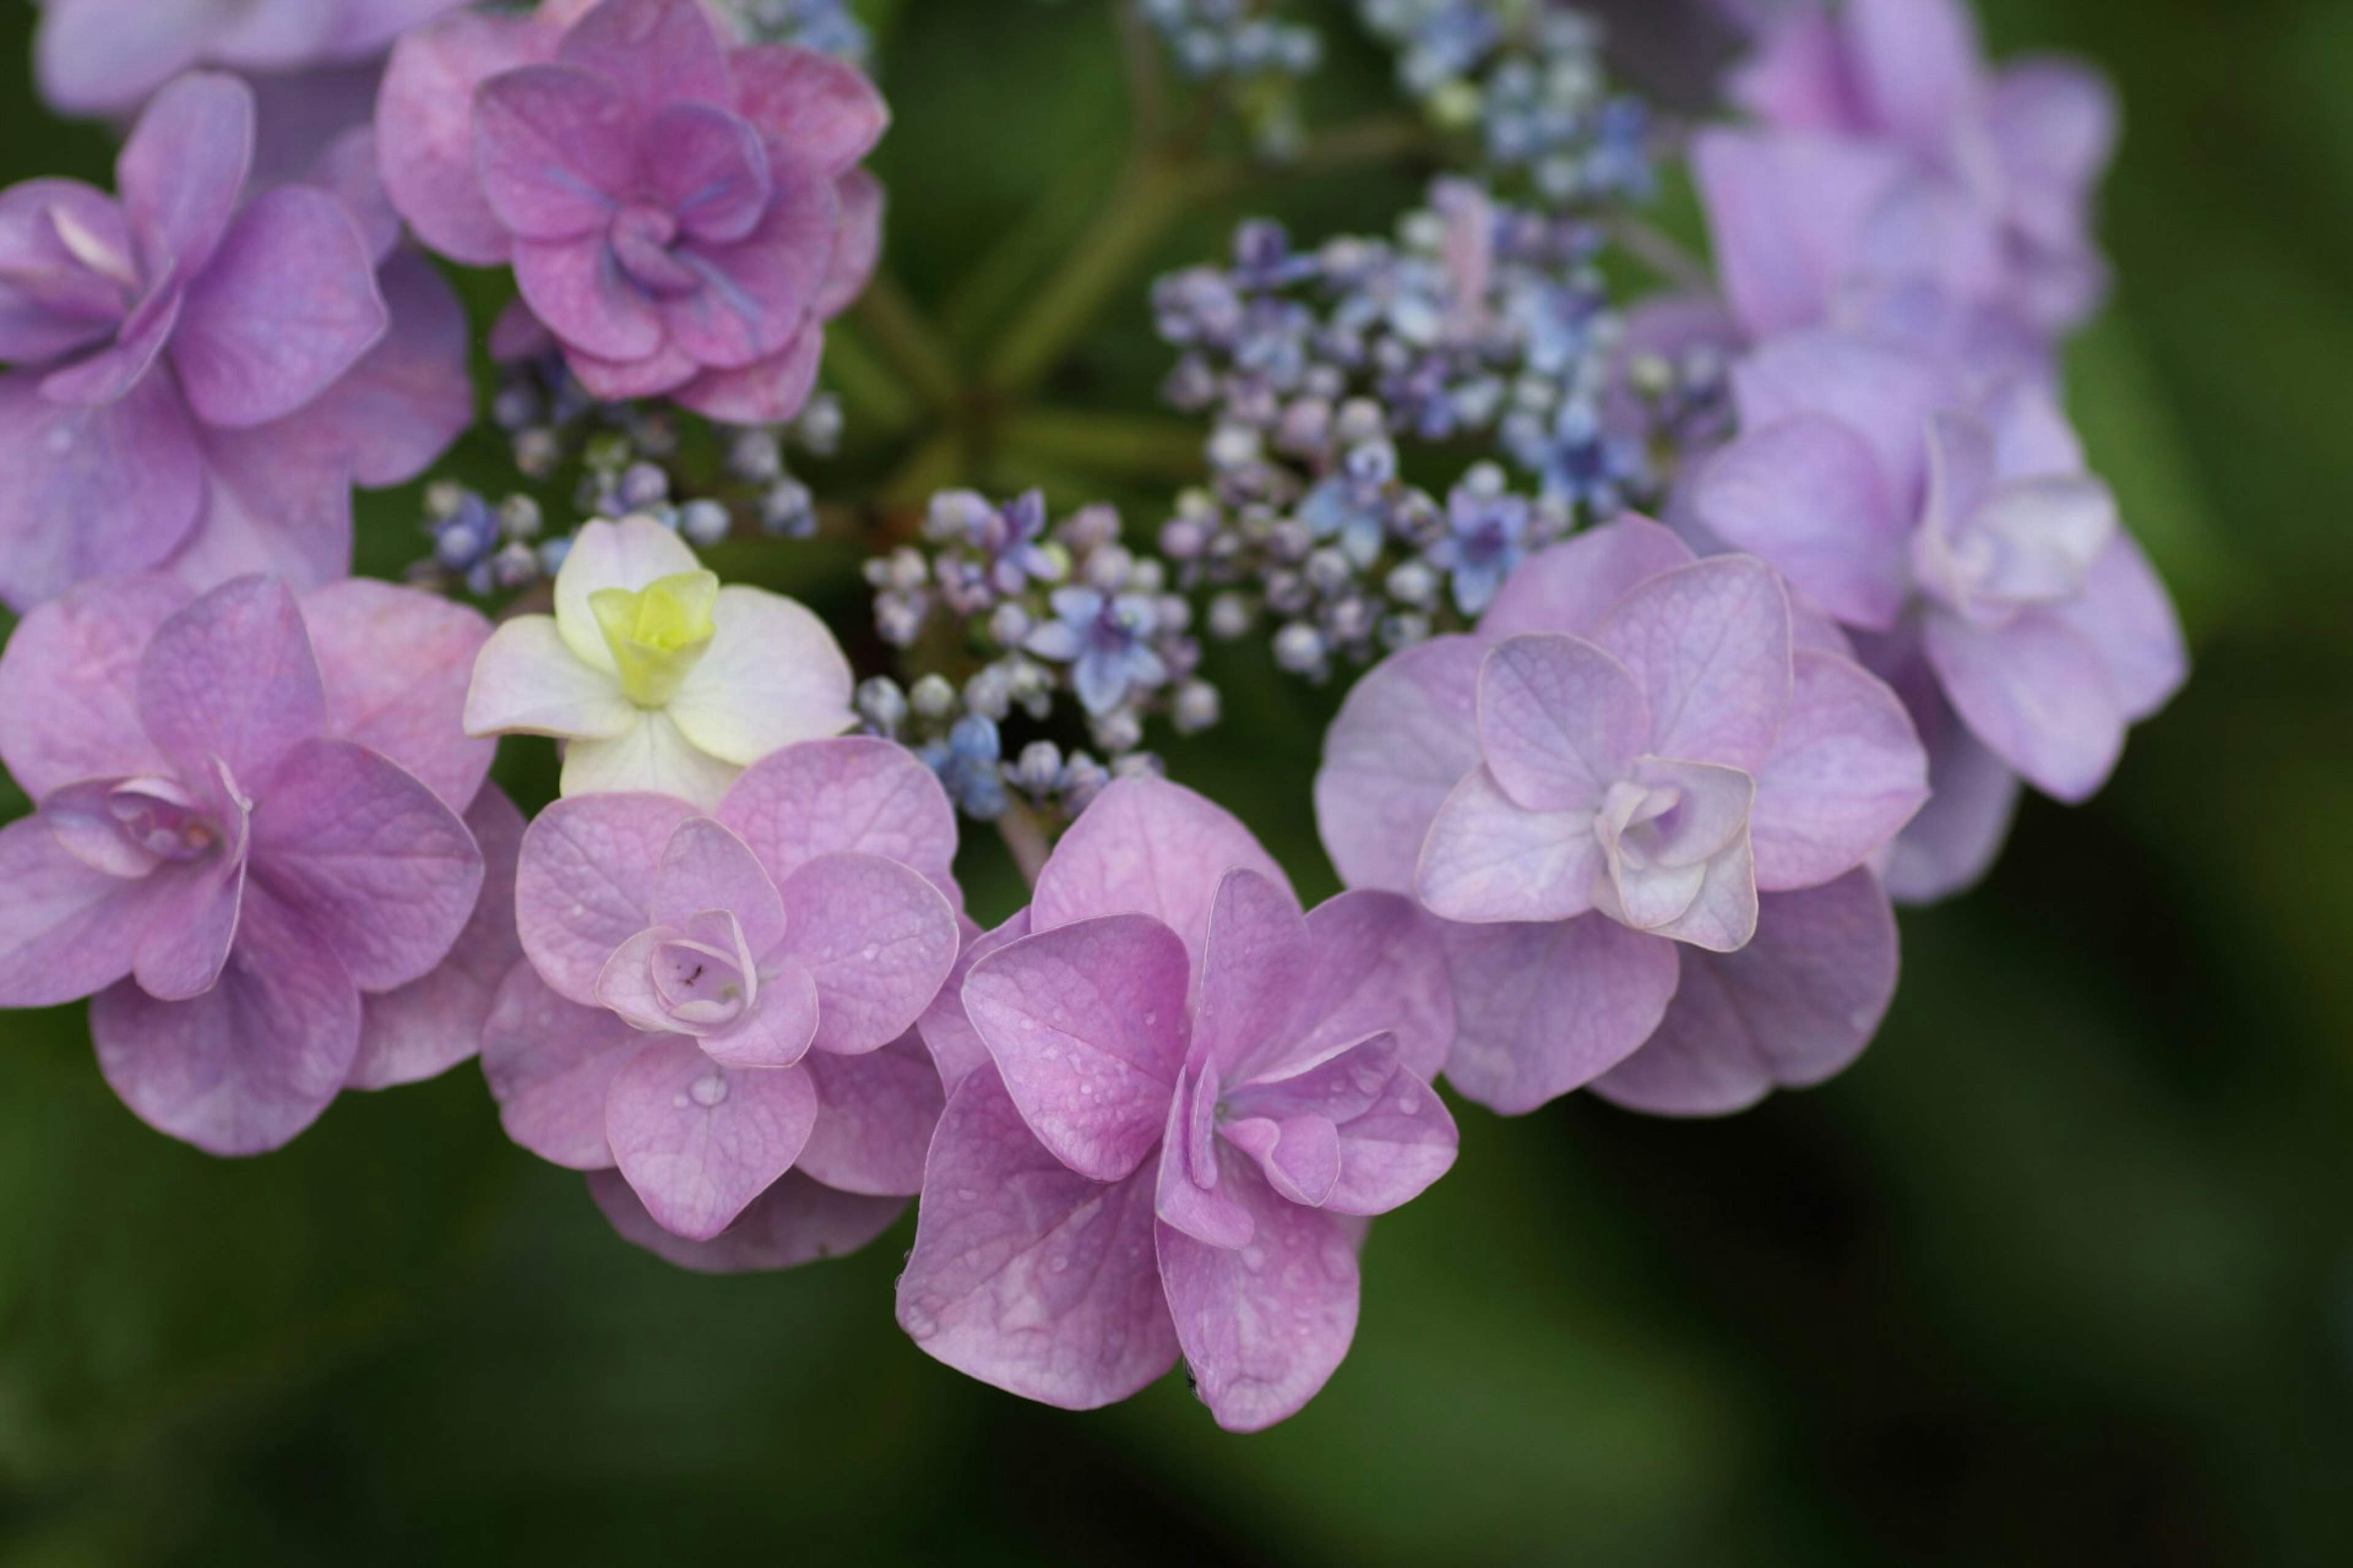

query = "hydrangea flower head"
(898, 776), (1458, 1431)
(485, 738), (963, 1263)
(1317, 517), (1930, 1115)
(0, 72), (408, 608)
(0, 574), (495, 1153)
(1691, 328), (2186, 898)
(377, 0), (887, 422)
(464, 513), (856, 808)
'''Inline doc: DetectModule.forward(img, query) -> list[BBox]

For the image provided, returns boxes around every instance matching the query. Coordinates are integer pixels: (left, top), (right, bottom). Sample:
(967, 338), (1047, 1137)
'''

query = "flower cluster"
(1688, 0), (2184, 899)
(1140, 0), (1324, 157)
(1355, 0), (1654, 206)
(862, 490), (1206, 820)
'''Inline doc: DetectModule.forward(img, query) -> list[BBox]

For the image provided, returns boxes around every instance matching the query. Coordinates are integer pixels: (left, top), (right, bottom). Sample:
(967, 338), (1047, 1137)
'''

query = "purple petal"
(1845, 0), (1984, 149)
(377, 10), (556, 265)
(38, 282), (181, 407)
(1036, 776), (1290, 968)
(306, 126), (402, 265)
(1195, 868), (1314, 1082)
(715, 735), (960, 909)
(276, 251), (474, 488)
(1290, 891), (1455, 1082)
(352, 786), (526, 1090)
(167, 420), (355, 593)
(559, 0), (733, 113)
(775, 851), (959, 1057)
(0, 575), (187, 798)
(0, 816), (150, 1008)
(649, 102), (771, 244)
(1593, 556), (1793, 773)
(90, 880), (359, 1156)
(171, 186), (389, 429)
(1731, 330), (1962, 516)
(729, 44), (890, 176)
(671, 319), (824, 423)
(1416, 765), (1603, 925)
(1922, 605), (2124, 802)
(131, 813), (247, 1002)
(604, 1037), (819, 1241)
(796, 1031), (945, 1197)
(1726, 4), (1854, 129)
(0, 179), (136, 365)
(570, 335), (702, 403)
(303, 578), (493, 810)
(474, 62), (635, 241)
(480, 958), (641, 1168)
(1478, 633), (1650, 812)
(515, 792), (700, 1002)
(1220, 1113), (1339, 1208)
(589, 1165), (905, 1273)
(652, 816), (787, 955)
(663, 162), (835, 369)
(1156, 1071), (1254, 1247)
(961, 913), (1189, 1182)
(1314, 635), (1483, 895)
(248, 737), (484, 992)
(137, 575), (327, 790)
(1991, 57), (2117, 249)
(665, 585), (857, 767)
(0, 369), (203, 609)
(1691, 128), (1907, 338)
(1227, 1032), (1455, 1214)
(695, 955), (819, 1069)
(1879, 670), (2022, 904)
(35, 0), (219, 117)
(814, 170), (882, 319)
(1156, 1155), (1360, 1433)
(1440, 915), (1681, 1114)
(1751, 648), (1928, 891)
(896, 1066), (1180, 1411)
(515, 234), (664, 363)
(1479, 514), (1697, 641)
(1694, 415), (1908, 631)
(2056, 533), (2188, 723)
(917, 911), (1028, 1094)
(117, 72), (254, 279)
(1598, 871), (1900, 1115)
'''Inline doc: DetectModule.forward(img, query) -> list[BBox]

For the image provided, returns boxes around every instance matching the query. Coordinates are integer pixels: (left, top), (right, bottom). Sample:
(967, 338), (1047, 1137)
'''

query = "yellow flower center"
(591, 570), (719, 707)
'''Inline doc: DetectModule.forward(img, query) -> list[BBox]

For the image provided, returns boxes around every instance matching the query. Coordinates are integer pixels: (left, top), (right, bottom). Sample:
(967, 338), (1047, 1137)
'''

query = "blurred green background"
(4, 0), (2352, 1562)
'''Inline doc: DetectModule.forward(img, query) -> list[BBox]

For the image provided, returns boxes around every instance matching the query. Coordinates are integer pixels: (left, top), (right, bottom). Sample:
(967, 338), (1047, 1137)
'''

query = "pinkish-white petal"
(1751, 648), (1928, 891)
(1416, 765), (1602, 925)
(551, 514), (703, 670)
(1477, 633), (1650, 812)
(896, 1066), (1179, 1410)
(480, 958), (640, 1168)
(1036, 776), (1291, 968)
(961, 912), (1189, 1182)
(1314, 634), (1483, 895)
(1440, 915), (1681, 1114)
(774, 851), (959, 1058)
(561, 710), (743, 809)
(1593, 556), (1794, 773)
(515, 790), (699, 1002)
(1694, 415), (1908, 631)
(304, 578), (494, 810)
(1479, 514), (1697, 640)
(665, 585), (856, 766)
(604, 1038), (819, 1241)
(0, 574), (186, 797)
(462, 615), (635, 741)
(715, 735), (960, 907)
(1922, 604), (2123, 803)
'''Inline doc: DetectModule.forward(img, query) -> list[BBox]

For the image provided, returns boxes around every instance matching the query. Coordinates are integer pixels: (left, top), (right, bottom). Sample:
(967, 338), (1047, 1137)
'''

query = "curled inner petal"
(591, 569), (718, 706)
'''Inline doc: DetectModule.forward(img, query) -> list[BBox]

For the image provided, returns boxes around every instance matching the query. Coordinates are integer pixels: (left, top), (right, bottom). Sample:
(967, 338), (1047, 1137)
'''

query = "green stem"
(998, 407), (1207, 485)
(852, 272), (964, 411)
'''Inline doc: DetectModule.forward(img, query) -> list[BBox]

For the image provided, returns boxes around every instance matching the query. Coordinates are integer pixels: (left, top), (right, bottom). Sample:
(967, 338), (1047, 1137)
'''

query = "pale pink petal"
(896, 1067), (1180, 1411)
(1440, 915), (1681, 1114)
(377, 10), (555, 265)
(589, 1165), (904, 1273)
(2055, 533), (2188, 723)
(715, 735), (960, 907)
(559, 0), (733, 113)
(304, 578), (494, 810)
(117, 71), (254, 278)
(137, 575), (328, 789)
(729, 44), (890, 175)
(695, 955), (819, 1069)
(797, 1032), (945, 1197)
(0, 816), (150, 1008)
(604, 1037), (819, 1241)
(515, 791), (700, 1002)
(248, 737), (483, 991)
(0, 574), (186, 797)
(651, 816), (787, 954)
(514, 233), (664, 363)
(474, 63), (634, 241)
(1593, 556), (1794, 773)
(1227, 1032), (1457, 1216)
(917, 911), (1027, 1094)
(1693, 415), (1908, 630)
(1922, 604), (2123, 802)
(1036, 776), (1290, 967)
(814, 170), (882, 318)
(1290, 892), (1455, 1081)
(0, 369), (204, 609)
(480, 958), (640, 1168)
(665, 585), (856, 766)
(1195, 868), (1313, 1082)
(1479, 515), (1697, 640)
(171, 186), (388, 428)
(1751, 648), (1928, 891)
(671, 320), (825, 423)
(352, 787), (526, 1090)
(1416, 765), (1602, 925)
(1314, 635), (1485, 895)
(961, 912), (1188, 1181)
(90, 881), (359, 1156)
(773, 851), (959, 1057)
(1157, 1154), (1359, 1433)
(169, 421), (354, 592)
(1477, 633), (1650, 812)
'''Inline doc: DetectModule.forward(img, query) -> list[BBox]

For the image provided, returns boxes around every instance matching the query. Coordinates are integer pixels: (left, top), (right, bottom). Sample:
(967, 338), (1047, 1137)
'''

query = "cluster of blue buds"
(713, 0), (873, 62)
(1355, 0), (1654, 207)
(863, 491), (1212, 820)
(1140, 0), (1324, 156)
(1151, 179), (1673, 674)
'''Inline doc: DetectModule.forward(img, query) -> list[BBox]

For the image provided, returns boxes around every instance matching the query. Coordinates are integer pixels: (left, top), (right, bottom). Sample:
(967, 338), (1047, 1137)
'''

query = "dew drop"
(1047, 1255), (1069, 1274)
(1394, 1088), (1420, 1114)
(861, 942), (881, 961)
(689, 1073), (730, 1107)
(902, 1306), (938, 1339)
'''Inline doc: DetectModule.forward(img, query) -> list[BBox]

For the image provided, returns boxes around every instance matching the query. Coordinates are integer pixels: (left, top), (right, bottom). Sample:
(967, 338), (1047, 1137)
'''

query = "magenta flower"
(36, 0), (468, 119)
(1698, 0), (2115, 354)
(0, 73), (471, 608)
(0, 574), (497, 1153)
(378, 0), (887, 423)
(1317, 517), (1930, 1116)
(485, 738), (963, 1265)
(897, 777), (1458, 1432)
(1690, 328), (2187, 899)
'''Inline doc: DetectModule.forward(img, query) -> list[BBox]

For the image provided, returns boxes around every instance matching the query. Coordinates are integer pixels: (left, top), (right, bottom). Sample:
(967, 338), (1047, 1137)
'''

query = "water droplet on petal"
(689, 1073), (730, 1107)
(903, 1306), (938, 1339)
(862, 942), (880, 961)
(1047, 1254), (1069, 1274)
